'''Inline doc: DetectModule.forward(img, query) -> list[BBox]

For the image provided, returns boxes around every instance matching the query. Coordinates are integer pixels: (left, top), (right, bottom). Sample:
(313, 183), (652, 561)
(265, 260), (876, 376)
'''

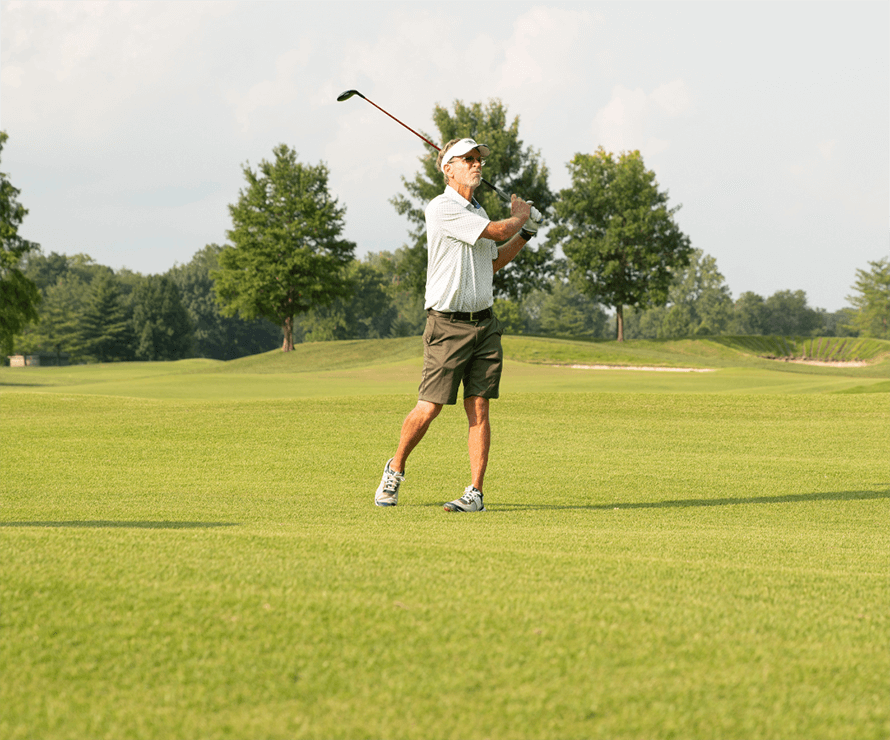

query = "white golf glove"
(521, 201), (544, 237)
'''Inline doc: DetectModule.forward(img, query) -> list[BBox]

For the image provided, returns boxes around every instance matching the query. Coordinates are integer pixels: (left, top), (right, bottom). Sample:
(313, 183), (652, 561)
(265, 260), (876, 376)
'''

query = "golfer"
(375, 137), (542, 511)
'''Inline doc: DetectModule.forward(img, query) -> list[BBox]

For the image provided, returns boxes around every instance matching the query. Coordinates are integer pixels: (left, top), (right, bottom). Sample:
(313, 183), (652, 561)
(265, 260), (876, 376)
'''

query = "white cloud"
(323, 5), (602, 135)
(592, 80), (692, 155)
(492, 7), (603, 109)
(226, 44), (313, 133)
(2, 0), (236, 136)
(496, 7), (595, 85)
(334, 8), (446, 97)
(592, 85), (649, 152)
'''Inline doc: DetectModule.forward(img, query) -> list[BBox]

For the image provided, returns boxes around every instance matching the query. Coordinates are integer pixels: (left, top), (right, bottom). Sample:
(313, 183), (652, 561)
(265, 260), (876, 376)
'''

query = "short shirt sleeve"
(426, 196), (489, 245)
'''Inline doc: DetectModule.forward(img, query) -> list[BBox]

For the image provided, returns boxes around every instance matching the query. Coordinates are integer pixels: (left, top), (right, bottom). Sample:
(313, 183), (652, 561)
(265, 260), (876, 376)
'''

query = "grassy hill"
(220, 336), (424, 374)
(1, 336), (888, 403)
(219, 334), (890, 374)
(501, 334), (890, 373)
(5, 335), (888, 382)
(220, 334), (890, 375)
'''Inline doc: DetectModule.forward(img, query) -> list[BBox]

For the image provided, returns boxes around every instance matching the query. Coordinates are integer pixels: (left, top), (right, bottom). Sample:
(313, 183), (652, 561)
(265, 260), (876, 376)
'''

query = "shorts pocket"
(424, 316), (444, 346)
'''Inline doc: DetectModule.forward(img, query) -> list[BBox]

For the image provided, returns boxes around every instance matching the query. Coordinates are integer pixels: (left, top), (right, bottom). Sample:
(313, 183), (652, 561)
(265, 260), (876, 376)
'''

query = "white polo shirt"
(424, 185), (498, 312)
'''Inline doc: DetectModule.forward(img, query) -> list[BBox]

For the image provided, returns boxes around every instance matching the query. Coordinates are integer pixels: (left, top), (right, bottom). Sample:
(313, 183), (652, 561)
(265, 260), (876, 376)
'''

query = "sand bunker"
(779, 359), (869, 367)
(559, 364), (716, 373)
(556, 358), (873, 372)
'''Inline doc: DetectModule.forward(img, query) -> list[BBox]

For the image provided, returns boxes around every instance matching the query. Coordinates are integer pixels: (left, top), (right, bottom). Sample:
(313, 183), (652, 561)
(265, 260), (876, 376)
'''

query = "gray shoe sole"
(443, 502), (485, 512)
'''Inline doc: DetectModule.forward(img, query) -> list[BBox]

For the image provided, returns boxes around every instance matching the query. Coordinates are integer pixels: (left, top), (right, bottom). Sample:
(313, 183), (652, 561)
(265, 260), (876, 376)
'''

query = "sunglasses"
(451, 155), (486, 167)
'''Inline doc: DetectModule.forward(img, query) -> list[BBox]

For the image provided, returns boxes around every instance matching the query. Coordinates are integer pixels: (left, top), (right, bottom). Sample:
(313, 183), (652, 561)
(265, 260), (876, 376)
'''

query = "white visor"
(440, 138), (491, 173)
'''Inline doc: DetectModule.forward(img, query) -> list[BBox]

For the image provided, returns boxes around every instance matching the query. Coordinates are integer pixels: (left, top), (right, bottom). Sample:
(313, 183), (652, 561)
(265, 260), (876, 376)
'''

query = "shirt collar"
(444, 185), (481, 210)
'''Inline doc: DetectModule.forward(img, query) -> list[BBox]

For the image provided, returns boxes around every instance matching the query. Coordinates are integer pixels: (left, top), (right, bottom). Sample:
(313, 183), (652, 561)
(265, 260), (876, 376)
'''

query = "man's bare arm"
(481, 216), (523, 242)
(480, 194), (531, 242)
(492, 233), (529, 274)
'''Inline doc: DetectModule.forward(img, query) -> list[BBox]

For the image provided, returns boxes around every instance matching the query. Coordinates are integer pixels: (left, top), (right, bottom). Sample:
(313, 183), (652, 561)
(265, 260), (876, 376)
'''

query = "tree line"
(8, 243), (879, 364)
(2, 104), (888, 362)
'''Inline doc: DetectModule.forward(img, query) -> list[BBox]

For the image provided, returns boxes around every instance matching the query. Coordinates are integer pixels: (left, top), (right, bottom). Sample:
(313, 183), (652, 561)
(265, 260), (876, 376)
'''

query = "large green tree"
(391, 99), (555, 302)
(0, 131), (42, 355)
(847, 257), (890, 338)
(547, 148), (693, 341)
(214, 145), (355, 351)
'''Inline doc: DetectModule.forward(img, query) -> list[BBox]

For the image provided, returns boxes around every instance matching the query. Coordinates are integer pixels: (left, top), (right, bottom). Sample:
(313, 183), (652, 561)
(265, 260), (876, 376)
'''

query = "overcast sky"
(2, 0), (887, 312)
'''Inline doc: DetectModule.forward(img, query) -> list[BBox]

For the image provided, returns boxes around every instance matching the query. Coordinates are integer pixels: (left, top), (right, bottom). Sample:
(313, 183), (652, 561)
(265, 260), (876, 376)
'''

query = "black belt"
(429, 307), (493, 322)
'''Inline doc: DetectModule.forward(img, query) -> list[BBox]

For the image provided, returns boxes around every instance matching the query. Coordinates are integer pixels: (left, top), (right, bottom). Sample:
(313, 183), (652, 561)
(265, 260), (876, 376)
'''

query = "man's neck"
(448, 180), (477, 203)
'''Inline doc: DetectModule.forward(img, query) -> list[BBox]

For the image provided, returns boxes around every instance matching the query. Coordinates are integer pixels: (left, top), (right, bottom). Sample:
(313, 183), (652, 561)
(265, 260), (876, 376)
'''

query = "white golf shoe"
(443, 486), (485, 512)
(375, 458), (404, 507)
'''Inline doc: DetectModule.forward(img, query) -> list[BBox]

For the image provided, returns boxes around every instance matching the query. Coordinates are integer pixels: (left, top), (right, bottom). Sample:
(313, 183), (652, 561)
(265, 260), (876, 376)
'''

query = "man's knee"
(464, 395), (490, 424)
(413, 400), (443, 423)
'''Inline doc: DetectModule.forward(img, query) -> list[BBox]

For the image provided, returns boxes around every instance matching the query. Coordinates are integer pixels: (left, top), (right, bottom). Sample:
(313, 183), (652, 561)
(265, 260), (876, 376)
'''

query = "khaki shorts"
(418, 312), (504, 405)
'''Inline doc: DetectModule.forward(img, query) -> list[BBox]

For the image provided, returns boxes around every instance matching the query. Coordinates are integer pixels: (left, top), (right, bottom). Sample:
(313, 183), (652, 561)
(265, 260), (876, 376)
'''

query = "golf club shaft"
(359, 95), (441, 152)
(338, 90), (510, 203)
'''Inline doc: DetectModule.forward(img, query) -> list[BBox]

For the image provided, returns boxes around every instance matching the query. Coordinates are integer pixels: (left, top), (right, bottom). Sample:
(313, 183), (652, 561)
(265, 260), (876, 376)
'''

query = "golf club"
(337, 89), (511, 203)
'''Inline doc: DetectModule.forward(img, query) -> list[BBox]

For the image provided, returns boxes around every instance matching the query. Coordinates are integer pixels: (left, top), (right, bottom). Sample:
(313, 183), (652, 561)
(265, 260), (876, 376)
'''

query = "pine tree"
(131, 276), (193, 360)
(81, 272), (132, 362)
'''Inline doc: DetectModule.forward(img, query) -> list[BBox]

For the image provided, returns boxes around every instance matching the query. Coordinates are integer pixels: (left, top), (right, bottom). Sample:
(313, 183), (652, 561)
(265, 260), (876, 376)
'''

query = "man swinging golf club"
(375, 137), (542, 511)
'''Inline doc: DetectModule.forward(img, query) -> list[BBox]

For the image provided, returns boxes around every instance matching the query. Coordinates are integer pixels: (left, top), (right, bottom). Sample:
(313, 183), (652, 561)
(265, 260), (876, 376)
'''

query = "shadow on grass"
(481, 489), (890, 511)
(0, 521), (239, 529)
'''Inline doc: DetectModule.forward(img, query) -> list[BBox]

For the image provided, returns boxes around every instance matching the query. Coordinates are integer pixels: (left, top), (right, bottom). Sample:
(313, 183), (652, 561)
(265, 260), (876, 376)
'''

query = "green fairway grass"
(2, 335), (888, 400)
(1, 337), (888, 739)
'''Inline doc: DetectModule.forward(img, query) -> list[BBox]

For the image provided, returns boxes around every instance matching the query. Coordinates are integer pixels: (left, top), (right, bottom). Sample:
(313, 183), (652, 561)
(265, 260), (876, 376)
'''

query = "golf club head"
(336, 89), (364, 102)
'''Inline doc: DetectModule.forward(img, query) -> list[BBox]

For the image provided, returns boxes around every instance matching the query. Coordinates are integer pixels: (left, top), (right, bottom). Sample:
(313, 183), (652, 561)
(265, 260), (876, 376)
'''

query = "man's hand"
(510, 194), (532, 221)
(520, 201), (544, 238)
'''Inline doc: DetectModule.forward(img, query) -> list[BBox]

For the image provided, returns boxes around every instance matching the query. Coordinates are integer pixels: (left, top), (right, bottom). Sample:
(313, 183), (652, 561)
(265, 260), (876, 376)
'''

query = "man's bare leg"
(464, 395), (490, 490)
(391, 400), (442, 473)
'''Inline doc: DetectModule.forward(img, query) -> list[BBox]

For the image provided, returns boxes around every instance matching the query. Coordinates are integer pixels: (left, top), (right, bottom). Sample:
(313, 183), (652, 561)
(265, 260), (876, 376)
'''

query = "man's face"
(445, 148), (484, 191)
